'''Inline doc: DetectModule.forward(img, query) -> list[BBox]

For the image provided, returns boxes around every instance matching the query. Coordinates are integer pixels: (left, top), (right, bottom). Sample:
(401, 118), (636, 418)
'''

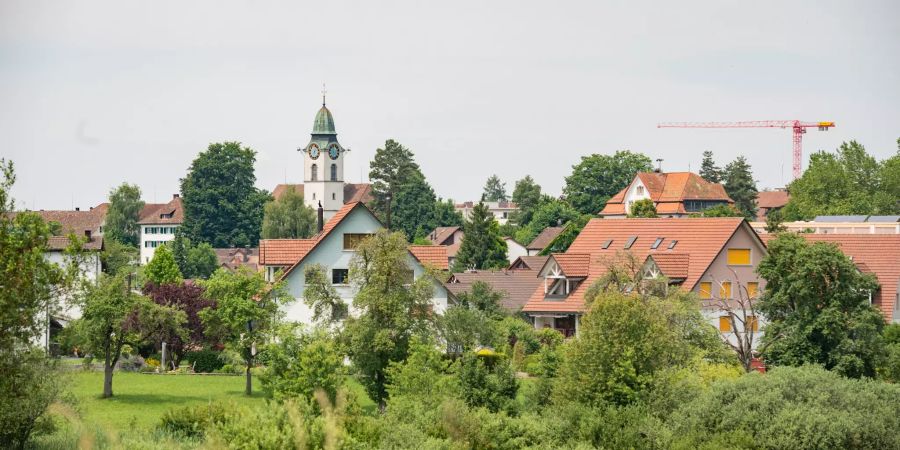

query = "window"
(624, 236), (637, 249)
(719, 316), (732, 332)
(721, 281), (732, 299)
(727, 249), (751, 265)
(332, 269), (349, 285)
(330, 164), (337, 181)
(311, 164), (318, 181)
(636, 186), (644, 195)
(668, 240), (678, 249)
(332, 193), (336, 200)
(601, 239), (613, 249)
(343, 233), (374, 250)
(651, 237), (663, 249)
(747, 282), (759, 299)
(699, 282), (712, 299)
(746, 315), (759, 332)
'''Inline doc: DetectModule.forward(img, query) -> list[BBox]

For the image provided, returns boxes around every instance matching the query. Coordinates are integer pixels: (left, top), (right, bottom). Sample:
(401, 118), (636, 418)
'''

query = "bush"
(0, 349), (66, 448)
(457, 353), (518, 414)
(668, 366), (900, 449)
(185, 350), (224, 373)
(81, 355), (94, 370)
(159, 402), (229, 439)
(116, 354), (145, 372)
(260, 327), (344, 401)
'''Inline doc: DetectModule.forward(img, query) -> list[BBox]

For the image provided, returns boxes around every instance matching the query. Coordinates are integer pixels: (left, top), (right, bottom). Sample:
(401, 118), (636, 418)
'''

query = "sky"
(2, 0), (898, 210)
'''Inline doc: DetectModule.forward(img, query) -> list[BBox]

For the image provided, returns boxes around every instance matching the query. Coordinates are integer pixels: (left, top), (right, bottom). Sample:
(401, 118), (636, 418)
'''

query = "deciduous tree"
(515, 196), (580, 245)
(303, 264), (347, 325)
(563, 151), (653, 215)
(180, 142), (270, 247)
(145, 244), (183, 285)
(511, 175), (542, 226)
(261, 185), (316, 239)
(627, 199), (657, 218)
(142, 281), (215, 367)
(104, 183), (144, 247)
(392, 171), (438, 241)
(453, 202), (508, 272)
(368, 139), (421, 226)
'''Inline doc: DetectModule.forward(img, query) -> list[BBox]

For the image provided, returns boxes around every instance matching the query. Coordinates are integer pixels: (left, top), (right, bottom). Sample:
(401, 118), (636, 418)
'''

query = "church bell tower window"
(311, 164), (318, 181)
(330, 164), (337, 181)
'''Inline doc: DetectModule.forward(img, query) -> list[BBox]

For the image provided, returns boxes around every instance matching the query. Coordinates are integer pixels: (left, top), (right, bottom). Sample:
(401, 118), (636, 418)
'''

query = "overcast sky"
(2, 1), (898, 210)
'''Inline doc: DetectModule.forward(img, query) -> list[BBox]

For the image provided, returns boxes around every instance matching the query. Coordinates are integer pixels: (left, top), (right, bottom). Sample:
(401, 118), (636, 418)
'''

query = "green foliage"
(457, 353), (518, 413)
(392, 170), (438, 240)
(514, 195), (581, 245)
(723, 155), (758, 219)
(261, 185), (316, 239)
(482, 174), (508, 202)
(158, 402), (229, 439)
(438, 306), (498, 355)
(510, 175), (542, 226)
(783, 140), (900, 219)
(454, 280), (505, 319)
(628, 198), (658, 218)
(432, 198), (464, 229)
(452, 201), (508, 271)
(563, 150), (653, 215)
(199, 268), (288, 395)
(170, 232), (218, 280)
(185, 350), (225, 373)
(261, 326), (344, 402)
(180, 141), (271, 247)
(537, 214), (592, 255)
(757, 233), (885, 378)
(765, 207), (788, 233)
(343, 230), (435, 406)
(0, 349), (65, 449)
(104, 183), (145, 247)
(303, 264), (347, 324)
(699, 150), (723, 183)
(100, 239), (138, 275)
(368, 139), (421, 224)
(669, 366), (900, 450)
(699, 203), (744, 217)
(145, 244), (183, 285)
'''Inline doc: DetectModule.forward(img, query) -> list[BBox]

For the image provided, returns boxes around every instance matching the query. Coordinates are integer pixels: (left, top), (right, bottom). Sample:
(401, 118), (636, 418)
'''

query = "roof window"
(651, 238), (663, 249)
(624, 236), (637, 249)
(668, 240), (678, 249)
(601, 239), (613, 249)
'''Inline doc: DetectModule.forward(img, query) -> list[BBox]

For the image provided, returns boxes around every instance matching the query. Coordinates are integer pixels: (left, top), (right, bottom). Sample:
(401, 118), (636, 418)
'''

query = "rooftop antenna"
(321, 83), (327, 106)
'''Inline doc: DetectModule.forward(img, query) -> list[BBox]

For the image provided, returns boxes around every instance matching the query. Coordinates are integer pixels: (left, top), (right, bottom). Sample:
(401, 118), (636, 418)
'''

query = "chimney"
(317, 201), (324, 233)
(173, 194), (180, 199)
(75, 207), (80, 211)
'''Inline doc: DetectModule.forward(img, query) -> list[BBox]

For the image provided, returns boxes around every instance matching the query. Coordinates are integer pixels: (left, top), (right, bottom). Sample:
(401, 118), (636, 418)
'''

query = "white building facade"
(138, 196), (183, 264)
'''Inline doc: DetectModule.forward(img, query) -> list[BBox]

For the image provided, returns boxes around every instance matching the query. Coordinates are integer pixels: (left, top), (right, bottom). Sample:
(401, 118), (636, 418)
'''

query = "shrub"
(81, 355), (94, 370)
(159, 402), (229, 439)
(185, 349), (224, 373)
(0, 350), (65, 448)
(457, 353), (518, 414)
(116, 354), (145, 372)
(260, 327), (344, 401)
(535, 327), (564, 348)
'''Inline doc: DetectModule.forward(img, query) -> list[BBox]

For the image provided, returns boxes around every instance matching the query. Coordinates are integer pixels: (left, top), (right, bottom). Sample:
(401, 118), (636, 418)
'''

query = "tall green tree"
(433, 198), (464, 229)
(392, 171), (438, 241)
(343, 230), (435, 408)
(180, 142), (270, 247)
(482, 175), (508, 202)
(722, 156), (758, 220)
(104, 183), (144, 247)
(368, 139), (421, 227)
(514, 196), (580, 245)
(453, 202), (508, 272)
(757, 233), (885, 378)
(783, 141), (900, 219)
(171, 232), (218, 280)
(78, 273), (186, 397)
(563, 151), (653, 215)
(628, 199), (658, 218)
(145, 245), (183, 285)
(699, 204), (744, 217)
(511, 175), (542, 226)
(261, 186), (316, 239)
(699, 150), (723, 183)
(200, 268), (288, 395)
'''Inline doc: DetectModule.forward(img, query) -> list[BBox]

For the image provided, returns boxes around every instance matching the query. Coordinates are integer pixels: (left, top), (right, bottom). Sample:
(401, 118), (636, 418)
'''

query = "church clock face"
(328, 145), (340, 160)
(308, 144), (320, 159)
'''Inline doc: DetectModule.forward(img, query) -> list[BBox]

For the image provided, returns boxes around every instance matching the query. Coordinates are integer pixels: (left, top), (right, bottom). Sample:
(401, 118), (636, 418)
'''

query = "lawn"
(67, 371), (266, 431)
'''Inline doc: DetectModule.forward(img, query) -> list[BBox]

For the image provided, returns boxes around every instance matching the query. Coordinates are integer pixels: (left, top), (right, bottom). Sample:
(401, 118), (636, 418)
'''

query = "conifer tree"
(699, 150), (723, 183)
(368, 139), (421, 226)
(482, 175), (508, 202)
(723, 156), (758, 220)
(453, 202), (508, 271)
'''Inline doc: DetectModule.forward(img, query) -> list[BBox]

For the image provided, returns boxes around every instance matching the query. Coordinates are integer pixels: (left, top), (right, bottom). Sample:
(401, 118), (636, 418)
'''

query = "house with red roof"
(137, 195), (184, 264)
(259, 202), (451, 324)
(600, 172), (733, 218)
(522, 218), (768, 345)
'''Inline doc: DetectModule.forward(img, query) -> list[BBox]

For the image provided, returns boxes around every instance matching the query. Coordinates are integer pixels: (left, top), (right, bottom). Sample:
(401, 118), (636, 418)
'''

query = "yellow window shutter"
(719, 316), (732, 332)
(721, 281), (732, 299)
(727, 249), (751, 265)
(747, 315), (759, 332)
(699, 282), (712, 299)
(747, 282), (759, 299)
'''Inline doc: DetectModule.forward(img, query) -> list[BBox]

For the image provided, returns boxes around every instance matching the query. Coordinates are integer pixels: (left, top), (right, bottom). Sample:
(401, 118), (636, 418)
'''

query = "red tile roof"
(526, 226), (565, 251)
(46, 235), (103, 251)
(409, 245), (450, 270)
(756, 190), (790, 209)
(258, 239), (315, 266)
(648, 253), (690, 279)
(509, 256), (550, 271)
(551, 253), (591, 278)
(429, 226), (462, 257)
(522, 218), (752, 313)
(761, 234), (900, 322)
(215, 247), (259, 271)
(138, 197), (183, 224)
(602, 172), (732, 216)
(9, 209), (104, 236)
(447, 269), (544, 312)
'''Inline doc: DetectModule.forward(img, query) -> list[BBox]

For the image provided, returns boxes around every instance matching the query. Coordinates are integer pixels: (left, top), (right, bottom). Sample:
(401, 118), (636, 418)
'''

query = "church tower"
(300, 96), (347, 220)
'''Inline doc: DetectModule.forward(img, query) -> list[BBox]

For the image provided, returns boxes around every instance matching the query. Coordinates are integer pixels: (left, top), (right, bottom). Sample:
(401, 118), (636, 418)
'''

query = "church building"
(271, 99), (373, 220)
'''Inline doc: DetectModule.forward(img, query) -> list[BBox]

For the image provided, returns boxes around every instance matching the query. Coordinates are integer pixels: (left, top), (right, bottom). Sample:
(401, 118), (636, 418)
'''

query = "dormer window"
(637, 186), (644, 195)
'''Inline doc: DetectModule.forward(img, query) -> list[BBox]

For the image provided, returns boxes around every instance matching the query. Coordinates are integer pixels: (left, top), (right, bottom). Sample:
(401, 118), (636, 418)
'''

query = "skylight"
(601, 239), (613, 249)
(651, 238), (663, 249)
(624, 236), (637, 249)
(668, 240), (678, 249)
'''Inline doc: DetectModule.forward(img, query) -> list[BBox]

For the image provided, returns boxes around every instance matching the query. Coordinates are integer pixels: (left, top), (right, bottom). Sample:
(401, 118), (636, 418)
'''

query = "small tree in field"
(78, 273), (187, 397)
(200, 268), (288, 395)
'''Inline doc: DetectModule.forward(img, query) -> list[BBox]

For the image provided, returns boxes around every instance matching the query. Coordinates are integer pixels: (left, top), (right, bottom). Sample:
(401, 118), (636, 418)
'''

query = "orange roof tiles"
(522, 218), (750, 314)
(271, 183), (373, 205)
(527, 226), (565, 251)
(409, 245), (450, 270)
(447, 269), (544, 312)
(756, 190), (790, 209)
(551, 253), (591, 277)
(602, 172), (733, 216)
(761, 234), (900, 322)
(259, 239), (315, 266)
(138, 196), (183, 224)
(46, 235), (103, 251)
(649, 253), (690, 279)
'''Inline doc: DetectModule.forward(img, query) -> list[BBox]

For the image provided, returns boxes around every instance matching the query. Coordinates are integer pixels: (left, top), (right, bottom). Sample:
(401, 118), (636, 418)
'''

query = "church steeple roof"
(312, 105), (336, 135)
